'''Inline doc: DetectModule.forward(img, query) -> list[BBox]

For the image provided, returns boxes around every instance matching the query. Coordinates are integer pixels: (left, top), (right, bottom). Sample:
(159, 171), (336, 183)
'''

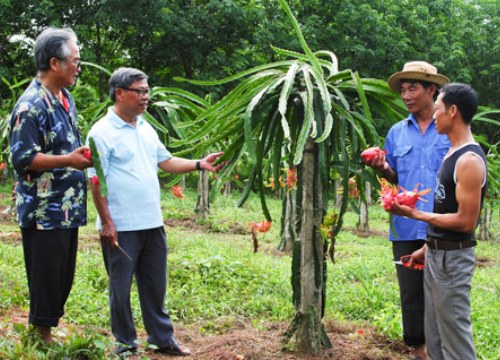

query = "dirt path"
(1, 307), (407, 359)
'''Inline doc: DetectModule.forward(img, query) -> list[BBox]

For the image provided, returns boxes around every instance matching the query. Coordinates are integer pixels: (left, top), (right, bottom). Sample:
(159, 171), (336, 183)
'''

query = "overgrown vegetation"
(0, 186), (498, 359)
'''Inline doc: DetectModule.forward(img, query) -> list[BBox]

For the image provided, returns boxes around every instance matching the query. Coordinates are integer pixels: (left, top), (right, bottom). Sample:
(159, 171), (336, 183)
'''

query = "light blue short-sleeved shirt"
(87, 108), (172, 231)
(384, 113), (450, 241)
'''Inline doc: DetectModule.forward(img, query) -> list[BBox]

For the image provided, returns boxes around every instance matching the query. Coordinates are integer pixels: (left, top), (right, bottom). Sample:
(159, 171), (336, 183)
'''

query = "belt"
(426, 238), (477, 250)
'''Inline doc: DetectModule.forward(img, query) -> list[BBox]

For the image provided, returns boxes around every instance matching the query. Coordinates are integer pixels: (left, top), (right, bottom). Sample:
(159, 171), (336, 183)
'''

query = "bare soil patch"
(1, 307), (408, 359)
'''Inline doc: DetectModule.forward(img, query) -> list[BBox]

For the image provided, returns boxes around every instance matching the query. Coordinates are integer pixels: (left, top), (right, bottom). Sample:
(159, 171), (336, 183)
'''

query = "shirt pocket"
(393, 145), (412, 176)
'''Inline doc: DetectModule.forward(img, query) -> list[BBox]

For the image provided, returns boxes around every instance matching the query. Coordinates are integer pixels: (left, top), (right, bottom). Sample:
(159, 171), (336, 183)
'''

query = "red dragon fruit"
(378, 178), (430, 211)
(361, 146), (387, 162)
(83, 148), (92, 160)
(91, 175), (99, 186)
(394, 185), (431, 208)
(171, 185), (184, 199)
(249, 221), (272, 233)
(378, 177), (398, 210)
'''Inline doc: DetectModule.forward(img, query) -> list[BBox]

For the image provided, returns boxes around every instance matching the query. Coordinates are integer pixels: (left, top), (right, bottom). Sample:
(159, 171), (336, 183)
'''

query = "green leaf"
(88, 137), (108, 197)
(278, 61), (299, 140)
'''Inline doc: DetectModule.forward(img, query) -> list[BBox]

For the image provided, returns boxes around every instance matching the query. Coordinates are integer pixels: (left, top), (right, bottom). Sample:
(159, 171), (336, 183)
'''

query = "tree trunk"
(357, 199), (369, 232)
(195, 170), (209, 220)
(357, 182), (370, 232)
(281, 188), (297, 252)
(290, 137), (326, 354)
(223, 180), (231, 196)
(365, 181), (372, 205)
(334, 178), (341, 207)
(478, 207), (492, 241)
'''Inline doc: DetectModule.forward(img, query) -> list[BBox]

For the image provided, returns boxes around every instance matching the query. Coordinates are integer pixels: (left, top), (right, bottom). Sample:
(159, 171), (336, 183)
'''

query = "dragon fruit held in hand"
(378, 178), (398, 210)
(395, 188), (431, 207)
(378, 177), (431, 211)
(83, 148), (92, 160)
(361, 146), (387, 162)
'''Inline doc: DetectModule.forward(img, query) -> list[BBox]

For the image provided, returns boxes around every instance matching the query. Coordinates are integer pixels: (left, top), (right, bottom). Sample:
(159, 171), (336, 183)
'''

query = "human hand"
(69, 146), (93, 170)
(201, 152), (226, 172)
(389, 199), (417, 218)
(405, 245), (426, 270)
(100, 222), (118, 248)
(365, 153), (389, 173)
(361, 147), (386, 172)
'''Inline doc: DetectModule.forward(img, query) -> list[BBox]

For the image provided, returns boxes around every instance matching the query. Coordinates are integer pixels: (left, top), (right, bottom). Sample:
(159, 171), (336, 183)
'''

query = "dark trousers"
(21, 226), (79, 327)
(102, 227), (175, 349)
(392, 240), (426, 347)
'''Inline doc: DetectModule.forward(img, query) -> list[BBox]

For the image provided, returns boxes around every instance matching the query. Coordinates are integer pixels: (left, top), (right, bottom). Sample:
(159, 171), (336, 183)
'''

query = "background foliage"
(0, 0), (498, 106)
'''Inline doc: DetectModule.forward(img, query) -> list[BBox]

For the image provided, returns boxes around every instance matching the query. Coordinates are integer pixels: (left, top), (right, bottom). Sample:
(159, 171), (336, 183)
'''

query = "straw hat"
(387, 61), (449, 92)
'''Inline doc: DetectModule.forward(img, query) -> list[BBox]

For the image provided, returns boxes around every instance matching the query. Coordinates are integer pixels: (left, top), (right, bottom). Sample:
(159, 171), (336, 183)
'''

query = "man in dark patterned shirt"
(9, 27), (92, 344)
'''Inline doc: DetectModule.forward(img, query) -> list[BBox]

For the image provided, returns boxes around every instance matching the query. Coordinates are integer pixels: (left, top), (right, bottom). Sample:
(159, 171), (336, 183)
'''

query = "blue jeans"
(102, 227), (175, 348)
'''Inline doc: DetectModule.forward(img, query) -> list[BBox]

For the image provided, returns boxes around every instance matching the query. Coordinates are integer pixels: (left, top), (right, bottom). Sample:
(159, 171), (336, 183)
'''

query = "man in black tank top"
(389, 83), (488, 360)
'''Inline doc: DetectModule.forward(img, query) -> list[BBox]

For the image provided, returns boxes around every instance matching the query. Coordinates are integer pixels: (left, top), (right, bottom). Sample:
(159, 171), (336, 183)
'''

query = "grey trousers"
(102, 227), (175, 349)
(425, 247), (476, 360)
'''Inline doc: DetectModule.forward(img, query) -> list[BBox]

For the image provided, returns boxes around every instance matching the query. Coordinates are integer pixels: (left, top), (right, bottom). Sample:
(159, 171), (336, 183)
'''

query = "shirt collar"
(107, 107), (144, 128)
(407, 113), (436, 128)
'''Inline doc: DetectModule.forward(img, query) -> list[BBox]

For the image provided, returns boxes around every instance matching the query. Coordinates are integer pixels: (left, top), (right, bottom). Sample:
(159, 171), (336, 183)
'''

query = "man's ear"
(114, 88), (123, 102)
(449, 104), (459, 118)
(49, 57), (60, 72)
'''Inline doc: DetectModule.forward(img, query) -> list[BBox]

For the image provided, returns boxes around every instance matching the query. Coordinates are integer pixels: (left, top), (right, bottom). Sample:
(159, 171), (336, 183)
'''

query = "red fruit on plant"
(83, 148), (92, 160)
(361, 146), (386, 162)
(172, 185), (184, 199)
(249, 221), (272, 233)
(286, 167), (297, 190)
(91, 175), (99, 186)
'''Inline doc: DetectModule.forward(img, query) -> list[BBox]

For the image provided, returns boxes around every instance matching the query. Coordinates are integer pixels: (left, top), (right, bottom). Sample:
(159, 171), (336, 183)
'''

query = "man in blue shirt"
(87, 67), (224, 356)
(9, 27), (92, 344)
(363, 61), (450, 360)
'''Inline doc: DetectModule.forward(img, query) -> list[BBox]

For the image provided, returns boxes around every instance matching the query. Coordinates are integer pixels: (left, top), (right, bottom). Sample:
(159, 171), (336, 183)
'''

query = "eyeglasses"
(121, 87), (150, 97)
(57, 57), (81, 68)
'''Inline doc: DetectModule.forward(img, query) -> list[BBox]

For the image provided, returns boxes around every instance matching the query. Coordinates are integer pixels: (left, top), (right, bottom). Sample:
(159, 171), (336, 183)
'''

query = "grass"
(0, 183), (499, 359)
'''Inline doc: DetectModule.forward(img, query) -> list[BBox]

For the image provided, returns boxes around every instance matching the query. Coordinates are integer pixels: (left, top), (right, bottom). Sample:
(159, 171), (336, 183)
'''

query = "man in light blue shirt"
(363, 61), (450, 360)
(87, 67), (224, 356)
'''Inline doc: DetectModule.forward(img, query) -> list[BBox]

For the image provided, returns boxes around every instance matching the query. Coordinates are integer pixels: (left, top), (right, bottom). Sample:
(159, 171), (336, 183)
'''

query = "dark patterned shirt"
(9, 78), (87, 229)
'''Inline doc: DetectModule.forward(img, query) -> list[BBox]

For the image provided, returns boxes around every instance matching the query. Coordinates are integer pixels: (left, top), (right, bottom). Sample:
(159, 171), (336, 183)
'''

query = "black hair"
(440, 83), (478, 124)
(108, 67), (149, 101)
(35, 27), (77, 72)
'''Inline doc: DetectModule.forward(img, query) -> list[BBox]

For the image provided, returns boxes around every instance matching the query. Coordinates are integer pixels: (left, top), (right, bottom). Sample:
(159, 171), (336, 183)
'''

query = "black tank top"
(427, 143), (488, 242)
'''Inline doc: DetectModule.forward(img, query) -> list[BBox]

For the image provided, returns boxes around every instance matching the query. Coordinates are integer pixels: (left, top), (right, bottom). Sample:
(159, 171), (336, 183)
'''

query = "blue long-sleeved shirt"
(384, 113), (450, 241)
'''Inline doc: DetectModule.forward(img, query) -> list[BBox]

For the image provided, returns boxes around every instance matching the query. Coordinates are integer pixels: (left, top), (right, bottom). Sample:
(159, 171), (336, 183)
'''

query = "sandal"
(157, 340), (191, 356)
